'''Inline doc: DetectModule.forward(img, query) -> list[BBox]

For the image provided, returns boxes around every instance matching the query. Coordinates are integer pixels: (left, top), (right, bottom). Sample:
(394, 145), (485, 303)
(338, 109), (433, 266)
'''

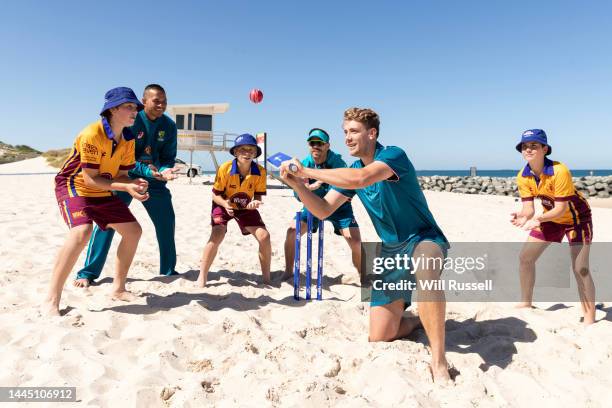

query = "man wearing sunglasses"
(282, 128), (362, 282)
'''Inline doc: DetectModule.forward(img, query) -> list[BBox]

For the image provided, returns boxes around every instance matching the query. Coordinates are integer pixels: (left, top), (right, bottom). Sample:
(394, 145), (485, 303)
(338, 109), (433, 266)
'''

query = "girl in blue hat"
(511, 129), (596, 325)
(44, 87), (149, 316)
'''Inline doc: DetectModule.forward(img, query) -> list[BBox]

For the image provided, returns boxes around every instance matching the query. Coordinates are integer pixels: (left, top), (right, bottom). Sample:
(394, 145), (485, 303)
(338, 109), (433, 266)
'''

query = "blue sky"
(1, 0), (611, 170)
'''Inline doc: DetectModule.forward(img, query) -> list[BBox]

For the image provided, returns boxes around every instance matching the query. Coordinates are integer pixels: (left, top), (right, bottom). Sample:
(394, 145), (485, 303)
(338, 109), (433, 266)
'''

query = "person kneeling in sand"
(281, 128), (362, 282)
(197, 134), (271, 287)
(44, 87), (149, 316)
(280, 108), (451, 383)
(511, 129), (596, 325)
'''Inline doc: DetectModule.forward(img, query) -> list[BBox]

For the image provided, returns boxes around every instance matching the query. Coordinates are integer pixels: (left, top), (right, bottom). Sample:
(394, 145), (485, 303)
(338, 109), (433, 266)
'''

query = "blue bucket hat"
(515, 129), (552, 156)
(100, 87), (144, 115)
(230, 133), (262, 157)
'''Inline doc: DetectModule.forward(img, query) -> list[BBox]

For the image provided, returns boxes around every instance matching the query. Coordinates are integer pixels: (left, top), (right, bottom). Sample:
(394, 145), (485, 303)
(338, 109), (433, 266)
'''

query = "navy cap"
(516, 129), (552, 156)
(230, 133), (262, 157)
(100, 87), (144, 115)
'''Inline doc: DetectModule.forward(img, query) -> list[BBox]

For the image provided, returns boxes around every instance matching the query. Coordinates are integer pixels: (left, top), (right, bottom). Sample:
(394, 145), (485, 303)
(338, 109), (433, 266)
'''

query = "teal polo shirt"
(298, 150), (353, 215)
(332, 142), (447, 244)
(128, 110), (178, 184)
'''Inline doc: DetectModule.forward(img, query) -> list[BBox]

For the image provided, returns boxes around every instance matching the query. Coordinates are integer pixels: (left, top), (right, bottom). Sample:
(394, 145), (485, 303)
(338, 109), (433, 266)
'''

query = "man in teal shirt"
(280, 108), (451, 383)
(281, 128), (361, 281)
(74, 84), (179, 286)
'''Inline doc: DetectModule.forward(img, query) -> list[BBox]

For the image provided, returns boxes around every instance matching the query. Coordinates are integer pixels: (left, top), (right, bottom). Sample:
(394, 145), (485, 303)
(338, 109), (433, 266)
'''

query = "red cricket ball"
(249, 88), (263, 104)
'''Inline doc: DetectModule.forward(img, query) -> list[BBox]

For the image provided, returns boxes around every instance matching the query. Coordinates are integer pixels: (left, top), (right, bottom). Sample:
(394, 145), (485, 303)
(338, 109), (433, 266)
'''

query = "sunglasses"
(309, 141), (325, 147)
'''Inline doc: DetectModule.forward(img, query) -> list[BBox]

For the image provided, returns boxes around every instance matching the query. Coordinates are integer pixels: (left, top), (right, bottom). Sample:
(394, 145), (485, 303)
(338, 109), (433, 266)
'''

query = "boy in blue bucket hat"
(197, 134), (271, 287)
(511, 129), (596, 325)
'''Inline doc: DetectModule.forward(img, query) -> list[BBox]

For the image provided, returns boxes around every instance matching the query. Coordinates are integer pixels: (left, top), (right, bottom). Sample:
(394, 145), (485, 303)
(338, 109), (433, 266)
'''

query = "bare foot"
(583, 315), (596, 326)
(514, 302), (534, 309)
(41, 300), (61, 317)
(195, 279), (207, 288)
(110, 290), (137, 302)
(429, 361), (452, 384)
(73, 278), (90, 288)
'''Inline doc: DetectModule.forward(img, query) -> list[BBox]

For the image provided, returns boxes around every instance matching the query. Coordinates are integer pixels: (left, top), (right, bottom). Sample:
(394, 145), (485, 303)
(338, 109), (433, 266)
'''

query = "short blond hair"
(343, 107), (380, 137)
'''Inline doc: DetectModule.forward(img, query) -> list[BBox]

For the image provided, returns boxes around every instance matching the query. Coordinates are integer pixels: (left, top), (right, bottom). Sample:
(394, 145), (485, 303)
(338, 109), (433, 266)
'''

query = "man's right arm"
(288, 175), (350, 219)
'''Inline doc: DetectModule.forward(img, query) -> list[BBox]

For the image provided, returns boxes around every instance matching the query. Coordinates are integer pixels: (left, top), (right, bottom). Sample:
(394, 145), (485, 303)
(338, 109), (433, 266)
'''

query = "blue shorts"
(369, 234), (449, 309)
(298, 206), (358, 235)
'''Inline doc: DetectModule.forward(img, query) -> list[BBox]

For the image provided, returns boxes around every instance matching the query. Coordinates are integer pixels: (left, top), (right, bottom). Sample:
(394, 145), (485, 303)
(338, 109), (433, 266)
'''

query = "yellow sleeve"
(120, 140), (136, 170)
(516, 172), (534, 201)
(79, 132), (102, 169)
(212, 166), (227, 195)
(255, 166), (267, 195)
(553, 165), (574, 200)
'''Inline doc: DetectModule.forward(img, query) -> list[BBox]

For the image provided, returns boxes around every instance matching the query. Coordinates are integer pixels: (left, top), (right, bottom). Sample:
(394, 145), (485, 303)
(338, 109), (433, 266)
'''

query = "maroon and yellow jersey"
(517, 159), (591, 225)
(55, 118), (135, 199)
(212, 159), (266, 209)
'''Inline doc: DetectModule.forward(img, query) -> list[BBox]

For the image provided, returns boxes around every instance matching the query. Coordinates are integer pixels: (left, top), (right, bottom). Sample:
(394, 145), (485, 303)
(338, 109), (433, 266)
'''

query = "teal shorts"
(298, 206), (358, 235)
(369, 234), (449, 309)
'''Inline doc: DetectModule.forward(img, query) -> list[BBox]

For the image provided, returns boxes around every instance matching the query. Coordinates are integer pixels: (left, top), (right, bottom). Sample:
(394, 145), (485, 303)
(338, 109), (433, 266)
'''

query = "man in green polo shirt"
(280, 108), (451, 383)
(281, 128), (361, 282)
(73, 84), (179, 287)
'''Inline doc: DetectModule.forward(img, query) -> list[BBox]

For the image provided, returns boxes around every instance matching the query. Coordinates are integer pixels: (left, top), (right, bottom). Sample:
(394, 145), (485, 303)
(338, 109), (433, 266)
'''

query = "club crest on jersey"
(157, 131), (165, 141)
(229, 192), (251, 209)
(145, 146), (152, 155)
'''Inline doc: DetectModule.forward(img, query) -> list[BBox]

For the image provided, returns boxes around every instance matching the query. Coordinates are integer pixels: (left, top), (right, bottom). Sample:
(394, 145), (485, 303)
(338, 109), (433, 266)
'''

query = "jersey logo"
(145, 146), (152, 155)
(157, 131), (165, 141)
(229, 192), (251, 209)
(83, 143), (99, 156)
(137, 131), (144, 139)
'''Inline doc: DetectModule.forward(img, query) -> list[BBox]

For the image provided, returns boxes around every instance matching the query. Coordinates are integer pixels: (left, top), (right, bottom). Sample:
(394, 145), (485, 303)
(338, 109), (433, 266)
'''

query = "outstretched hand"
(510, 212), (528, 228)
(149, 165), (180, 181)
(246, 200), (263, 210)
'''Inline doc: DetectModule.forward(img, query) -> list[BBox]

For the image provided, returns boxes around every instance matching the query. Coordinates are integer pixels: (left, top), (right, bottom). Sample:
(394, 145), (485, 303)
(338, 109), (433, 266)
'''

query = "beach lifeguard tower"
(166, 103), (269, 181)
(165, 103), (235, 172)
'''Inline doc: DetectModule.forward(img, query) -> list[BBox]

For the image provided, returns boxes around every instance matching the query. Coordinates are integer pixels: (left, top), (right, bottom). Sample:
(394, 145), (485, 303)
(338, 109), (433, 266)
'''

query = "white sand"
(1, 164), (611, 407)
(0, 156), (56, 174)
